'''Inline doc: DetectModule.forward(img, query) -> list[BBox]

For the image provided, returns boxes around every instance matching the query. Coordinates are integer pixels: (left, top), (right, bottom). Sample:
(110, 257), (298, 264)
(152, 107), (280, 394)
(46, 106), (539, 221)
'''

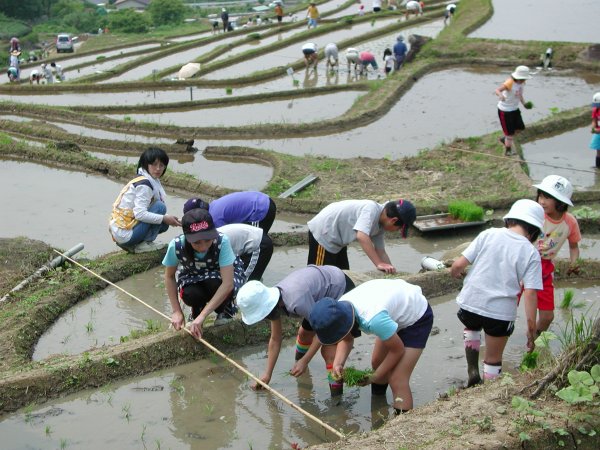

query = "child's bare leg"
(371, 338), (389, 395)
(389, 348), (423, 413)
(503, 135), (514, 155)
(537, 310), (554, 334)
(321, 344), (343, 396)
(463, 329), (482, 387)
(483, 334), (509, 382)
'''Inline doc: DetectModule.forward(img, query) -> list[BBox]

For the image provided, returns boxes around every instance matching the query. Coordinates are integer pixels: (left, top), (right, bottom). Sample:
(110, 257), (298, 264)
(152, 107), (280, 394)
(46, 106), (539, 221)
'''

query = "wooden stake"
(53, 250), (345, 440)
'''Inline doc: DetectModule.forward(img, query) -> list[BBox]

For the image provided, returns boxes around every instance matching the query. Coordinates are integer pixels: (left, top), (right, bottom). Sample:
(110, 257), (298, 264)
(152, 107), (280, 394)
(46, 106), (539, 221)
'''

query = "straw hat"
(10, 50), (21, 56)
(511, 65), (532, 80)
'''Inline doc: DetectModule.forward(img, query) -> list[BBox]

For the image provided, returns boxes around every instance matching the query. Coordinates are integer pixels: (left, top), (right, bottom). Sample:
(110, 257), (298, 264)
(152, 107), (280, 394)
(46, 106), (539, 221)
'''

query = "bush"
(108, 9), (151, 33)
(448, 200), (484, 222)
(148, 0), (186, 26)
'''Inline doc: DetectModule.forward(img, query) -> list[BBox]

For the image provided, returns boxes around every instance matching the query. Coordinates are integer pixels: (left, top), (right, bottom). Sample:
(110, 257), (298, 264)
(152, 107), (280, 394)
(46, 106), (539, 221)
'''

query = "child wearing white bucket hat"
(451, 199), (544, 388)
(495, 65), (534, 156)
(236, 265), (355, 396)
(533, 175), (581, 333)
(589, 92), (600, 168)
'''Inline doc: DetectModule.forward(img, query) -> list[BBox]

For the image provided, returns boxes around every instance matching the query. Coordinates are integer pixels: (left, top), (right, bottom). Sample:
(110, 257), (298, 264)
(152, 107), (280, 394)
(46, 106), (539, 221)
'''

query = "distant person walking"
(495, 65), (534, 156)
(274, 2), (284, 24)
(221, 8), (229, 32)
(306, 2), (320, 29)
(393, 35), (407, 70)
(590, 92), (600, 168)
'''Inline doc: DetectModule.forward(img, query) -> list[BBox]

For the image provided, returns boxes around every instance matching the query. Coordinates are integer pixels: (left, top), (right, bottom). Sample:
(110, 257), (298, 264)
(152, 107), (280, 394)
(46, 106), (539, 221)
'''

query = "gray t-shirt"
(307, 200), (385, 254)
(456, 227), (542, 321)
(217, 224), (262, 255)
(276, 265), (347, 319)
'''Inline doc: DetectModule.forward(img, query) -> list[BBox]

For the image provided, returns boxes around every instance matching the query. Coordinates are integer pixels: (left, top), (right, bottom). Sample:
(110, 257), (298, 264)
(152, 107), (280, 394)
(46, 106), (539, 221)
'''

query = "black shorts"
(457, 308), (515, 337)
(498, 109), (525, 136)
(302, 48), (316, 56)
(277, 15), (283, 23)
(397, 304), (433, 349)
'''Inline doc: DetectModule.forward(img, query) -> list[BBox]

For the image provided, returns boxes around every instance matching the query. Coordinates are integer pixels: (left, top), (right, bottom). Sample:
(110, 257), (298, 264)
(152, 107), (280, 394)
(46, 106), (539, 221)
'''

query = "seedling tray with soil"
(413, 213), (487, 232)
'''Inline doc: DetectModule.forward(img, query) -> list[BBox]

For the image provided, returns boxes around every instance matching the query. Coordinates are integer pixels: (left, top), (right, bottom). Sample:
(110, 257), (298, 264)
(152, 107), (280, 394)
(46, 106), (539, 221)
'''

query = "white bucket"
(421, 256), (445, 271)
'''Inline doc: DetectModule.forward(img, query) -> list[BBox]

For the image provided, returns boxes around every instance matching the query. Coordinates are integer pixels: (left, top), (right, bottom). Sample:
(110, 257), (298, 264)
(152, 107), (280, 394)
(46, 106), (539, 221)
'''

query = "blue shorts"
(360, 59), (378, 70)
(590, 133), (600, 150)
(397, 304), (433, 349)
(308, 18), (317, 27)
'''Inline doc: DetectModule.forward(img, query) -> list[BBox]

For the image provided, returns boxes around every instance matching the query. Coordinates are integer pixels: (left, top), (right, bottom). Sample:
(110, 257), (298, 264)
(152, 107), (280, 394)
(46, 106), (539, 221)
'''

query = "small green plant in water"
(448, 200), (484, 222)
(524, 101), (534, 109)
(520, 351), (539, 371)
(559, 289), (575, 309)
(342, 367), (373, 387)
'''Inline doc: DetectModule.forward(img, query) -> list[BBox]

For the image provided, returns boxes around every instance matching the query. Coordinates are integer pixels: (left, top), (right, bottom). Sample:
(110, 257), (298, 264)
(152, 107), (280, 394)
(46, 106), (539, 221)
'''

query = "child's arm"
(522, 288), (538, 352)
(592, 112), (599, 133)
(494, 83), (507, 100)
(450, 255), (470, 279)
(165, 265), (185, 330)
(356, 231), (396, 273)
(253, 318), (283, 389)
(369, 334), (405, 385)
(566, 242), (581, 275)
(331, 336), (354, 379)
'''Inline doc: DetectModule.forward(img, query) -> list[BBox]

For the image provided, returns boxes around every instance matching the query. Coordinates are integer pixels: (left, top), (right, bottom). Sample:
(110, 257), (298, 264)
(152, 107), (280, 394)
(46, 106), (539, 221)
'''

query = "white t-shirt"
(307, 200), (385, 254)
(497, 78), (524, 112)
(325, 43), (338, 59)
(217, 224), (262, 256)
(302, 42), (317, 52)
(340, 279), (428, 340)
(406, 1), (422, 12)
(456, 228), (542, 321)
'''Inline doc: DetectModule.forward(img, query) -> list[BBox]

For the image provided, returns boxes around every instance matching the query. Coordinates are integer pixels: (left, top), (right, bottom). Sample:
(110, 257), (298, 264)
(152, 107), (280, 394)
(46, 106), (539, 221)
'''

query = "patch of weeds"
(124, 116), (132, 122)
(95, 55), (106, 61)
(222, 334), (234, 344)
(104, 357), (119, 367)
(170, 378), (185, 396)
(265, 176), (292, 197)
(85, 321), (94, 333)
(555, 365), (600, 405)
(23, 403), (34, 423)
(474, 415), (494, 432)
(64, 375), (79, 388)
(573, 206), (600, 220)
(557, 308), (596, 349)
(248, 33), (261, 40)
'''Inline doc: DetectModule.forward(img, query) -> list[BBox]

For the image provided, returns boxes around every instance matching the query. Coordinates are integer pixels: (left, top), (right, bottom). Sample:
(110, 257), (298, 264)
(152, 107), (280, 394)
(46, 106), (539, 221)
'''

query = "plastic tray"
(413, 213), (487, 232)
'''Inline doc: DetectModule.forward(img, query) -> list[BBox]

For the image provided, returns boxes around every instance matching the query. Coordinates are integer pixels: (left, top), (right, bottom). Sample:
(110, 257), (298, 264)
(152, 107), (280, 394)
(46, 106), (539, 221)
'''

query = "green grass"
(559, 289), (575, 309)
(448, 200), (484, 222)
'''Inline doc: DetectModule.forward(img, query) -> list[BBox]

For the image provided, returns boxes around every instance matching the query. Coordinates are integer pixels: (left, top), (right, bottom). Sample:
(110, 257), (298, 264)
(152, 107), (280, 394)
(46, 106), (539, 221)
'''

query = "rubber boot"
(596, 156), (600, 168)
(371, 383), (388, 396)
(327, 365), (343, 397)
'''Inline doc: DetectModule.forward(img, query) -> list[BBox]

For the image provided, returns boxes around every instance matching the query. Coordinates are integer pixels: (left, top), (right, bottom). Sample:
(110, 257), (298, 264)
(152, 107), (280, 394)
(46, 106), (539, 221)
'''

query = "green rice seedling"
(45, 425), (52, 436)
(520, 351), (539, 371)
(343, 366), (373, 387)
(557, 308), (596, 349)
(559, 289), (575, 309)
(226, 87), (233, 95)
(60, 438), (68, 449)
(448, 200), (484, 222)
(524, 101), (534, 109)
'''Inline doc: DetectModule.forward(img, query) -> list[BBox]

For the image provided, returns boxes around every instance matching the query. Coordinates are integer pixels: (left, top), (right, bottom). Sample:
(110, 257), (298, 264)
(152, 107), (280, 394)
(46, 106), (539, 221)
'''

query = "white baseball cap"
(512, 65), (532, 80)
(503, 199), (545, 231)
(533, 175), (573, 206)
(236, 281), (280, 325)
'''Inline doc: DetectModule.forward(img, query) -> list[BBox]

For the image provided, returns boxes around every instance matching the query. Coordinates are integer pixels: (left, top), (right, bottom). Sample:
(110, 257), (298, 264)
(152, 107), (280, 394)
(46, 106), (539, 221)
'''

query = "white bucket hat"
(533, 175), (573, 206)
(236, 280), (280, 325)
(503, 199), (545, 231)
(593, 92), (600, 106)
(512, 65), (532, 80)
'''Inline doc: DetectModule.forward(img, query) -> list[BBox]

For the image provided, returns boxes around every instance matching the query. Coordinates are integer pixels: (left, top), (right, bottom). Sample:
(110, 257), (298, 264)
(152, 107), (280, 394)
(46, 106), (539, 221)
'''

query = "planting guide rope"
(52, 250), (345, 440)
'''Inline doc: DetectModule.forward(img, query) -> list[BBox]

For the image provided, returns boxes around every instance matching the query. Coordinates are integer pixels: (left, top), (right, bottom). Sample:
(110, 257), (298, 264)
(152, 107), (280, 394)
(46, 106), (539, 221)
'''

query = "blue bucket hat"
(183, 197), (210, 214)
(309, 298), (355, 345)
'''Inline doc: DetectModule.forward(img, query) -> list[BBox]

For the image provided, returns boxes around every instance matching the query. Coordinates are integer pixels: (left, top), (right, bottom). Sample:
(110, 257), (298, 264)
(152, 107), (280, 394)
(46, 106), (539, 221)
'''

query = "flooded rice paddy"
(7, 283), (599, 449)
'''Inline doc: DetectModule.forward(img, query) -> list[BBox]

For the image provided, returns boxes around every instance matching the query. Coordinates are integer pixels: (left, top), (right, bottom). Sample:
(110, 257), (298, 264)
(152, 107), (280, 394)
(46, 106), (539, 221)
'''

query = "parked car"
(56, 34), (74, 53)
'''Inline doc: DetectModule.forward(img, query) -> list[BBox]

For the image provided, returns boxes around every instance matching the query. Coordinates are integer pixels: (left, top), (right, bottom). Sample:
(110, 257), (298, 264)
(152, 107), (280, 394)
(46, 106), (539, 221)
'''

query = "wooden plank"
(278, 174), (318, 198)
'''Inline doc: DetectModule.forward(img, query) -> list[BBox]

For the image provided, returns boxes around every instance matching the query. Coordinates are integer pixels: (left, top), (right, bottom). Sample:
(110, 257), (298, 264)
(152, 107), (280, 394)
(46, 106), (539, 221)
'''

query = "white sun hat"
(533, 175), (574, 206)
(512, 65), (533, 80)
(236, 280), (280, 325)
(503, 199), (545, 231)
(593, 92), (600, 106)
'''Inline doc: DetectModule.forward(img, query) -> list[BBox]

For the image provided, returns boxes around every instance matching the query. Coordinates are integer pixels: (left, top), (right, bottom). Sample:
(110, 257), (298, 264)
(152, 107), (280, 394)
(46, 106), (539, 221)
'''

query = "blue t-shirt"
(209, 191), (270, 227)
(162, 234), (235, 267)
(357, 311), (398, 341)
(393, 41), (407, 59)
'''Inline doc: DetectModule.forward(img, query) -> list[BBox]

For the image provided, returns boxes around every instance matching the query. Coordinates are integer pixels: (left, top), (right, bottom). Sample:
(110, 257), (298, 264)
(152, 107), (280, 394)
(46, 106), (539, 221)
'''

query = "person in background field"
(183, 191), (276, 233)
(29, 68), (42, 84)
(532, 175), (581, 334)
(164, 208), (246, 336)
(495, 65), (534, 156)
(383, 48), (395, 75)
(346, 47), (360, 71)
(444, 3), (456, 25)
(307, 199), (417, 273)
(9, 50), (20, 79)
(309, 278), (433, 414)
(274, 2), (284, 24)
(212, 20), (219, 34)
(217, 223), (273, 282)
(358, 50), (378, 74)
(590, 92), (600, 168)
(109, 147), (181, 253)
(306, 2), (319, 29)
(450, 199), (544, 387)
(7, 66), (18, 82)
(358, 3), (365, 16)
(236, 265), (355, 395)
(50, 62), (64, 82)
(221, 8), (229, 33)
(324, 42), (339, 71)
(372, 0), (382, 13)
(393, 35), (407, 70)
(9, 37), (21, 53)
(301, 42), (318, 68)
(405, 0), (423, 19)
(41, 63), (53, 83)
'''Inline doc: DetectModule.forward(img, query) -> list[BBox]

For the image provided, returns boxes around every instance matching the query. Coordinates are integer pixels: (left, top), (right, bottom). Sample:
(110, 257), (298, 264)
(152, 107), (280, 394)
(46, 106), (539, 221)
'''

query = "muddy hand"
(188, 319), (203, 339)
(290, 360), (307, 377)
(171, 311), (185, 331)
(357, 374), (373, 387)
(251, 375), (270, 390)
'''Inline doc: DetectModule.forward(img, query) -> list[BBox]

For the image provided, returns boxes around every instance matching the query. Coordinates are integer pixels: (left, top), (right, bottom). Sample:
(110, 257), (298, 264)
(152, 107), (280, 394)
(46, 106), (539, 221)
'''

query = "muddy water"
(87, 150), (273, 191)
(63, 55), (147, 80)
(470, 0), (600, 43)
(0, 160), (302, 258)
(104, 34), (251, 83)
(11, 282), (600, 449)
(203, 17), (401, 80)
(523, 126), (600, 190)
(106, 91), (363, 126)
